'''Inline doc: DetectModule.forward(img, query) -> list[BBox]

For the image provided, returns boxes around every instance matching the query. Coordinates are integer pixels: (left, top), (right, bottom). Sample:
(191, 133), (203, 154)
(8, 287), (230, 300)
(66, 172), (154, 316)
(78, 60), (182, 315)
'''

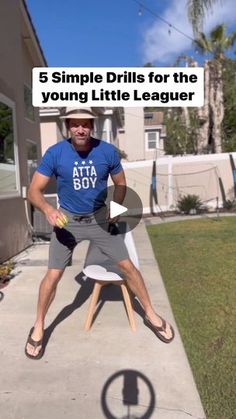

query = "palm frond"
(188, 0), (221, 35)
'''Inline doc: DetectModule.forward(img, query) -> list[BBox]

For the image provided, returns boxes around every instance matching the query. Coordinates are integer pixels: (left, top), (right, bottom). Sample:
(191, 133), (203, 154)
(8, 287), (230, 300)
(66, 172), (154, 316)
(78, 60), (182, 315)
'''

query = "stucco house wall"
(0, 0), (46, 262)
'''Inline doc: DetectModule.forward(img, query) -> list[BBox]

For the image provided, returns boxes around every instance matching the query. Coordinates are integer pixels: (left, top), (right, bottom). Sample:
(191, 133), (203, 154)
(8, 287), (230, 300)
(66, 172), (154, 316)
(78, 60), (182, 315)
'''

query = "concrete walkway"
(0, 221), (206, 419)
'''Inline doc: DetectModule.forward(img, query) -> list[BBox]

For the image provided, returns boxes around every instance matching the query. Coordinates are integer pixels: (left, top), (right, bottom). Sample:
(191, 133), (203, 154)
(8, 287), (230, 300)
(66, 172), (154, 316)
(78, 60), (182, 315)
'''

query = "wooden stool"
(83, 222), (139, 332)
(83, 266), (136, 332)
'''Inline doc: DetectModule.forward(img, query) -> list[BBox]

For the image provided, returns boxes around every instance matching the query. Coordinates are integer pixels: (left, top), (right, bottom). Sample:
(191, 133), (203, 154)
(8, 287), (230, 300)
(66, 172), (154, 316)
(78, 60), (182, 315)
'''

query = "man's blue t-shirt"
(37, 138), (123, 214)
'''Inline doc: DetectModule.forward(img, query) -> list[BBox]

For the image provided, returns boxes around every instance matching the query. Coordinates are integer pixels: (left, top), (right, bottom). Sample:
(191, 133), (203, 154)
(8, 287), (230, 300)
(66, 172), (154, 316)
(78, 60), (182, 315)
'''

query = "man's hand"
(45, 207), (68, 228)
(106, 209), (120, 224)
(27, 172), (68, 228)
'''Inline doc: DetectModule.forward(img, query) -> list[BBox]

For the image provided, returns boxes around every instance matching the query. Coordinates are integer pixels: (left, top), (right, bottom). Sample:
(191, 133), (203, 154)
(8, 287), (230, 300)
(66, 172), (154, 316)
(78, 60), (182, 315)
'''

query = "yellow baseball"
(56, 213), (68, 228)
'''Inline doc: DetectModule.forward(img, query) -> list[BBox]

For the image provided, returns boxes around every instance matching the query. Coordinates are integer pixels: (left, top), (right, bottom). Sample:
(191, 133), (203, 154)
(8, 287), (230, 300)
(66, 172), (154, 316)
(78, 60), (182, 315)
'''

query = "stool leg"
(84, 281), (103, 331)
(120, 282), (136, 332)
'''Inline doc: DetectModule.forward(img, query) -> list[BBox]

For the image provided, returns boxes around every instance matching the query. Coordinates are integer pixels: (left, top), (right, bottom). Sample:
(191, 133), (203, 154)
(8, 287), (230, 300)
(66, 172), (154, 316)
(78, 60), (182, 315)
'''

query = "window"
(144, 112), (154, 120)
(24, 85), (35, 121)
(102, 130), (107, 140)
(147, 132), (156, 149)
(26, 140), (38, 182)
(146, 131), (160, 150)
(0, 95), (19, 195)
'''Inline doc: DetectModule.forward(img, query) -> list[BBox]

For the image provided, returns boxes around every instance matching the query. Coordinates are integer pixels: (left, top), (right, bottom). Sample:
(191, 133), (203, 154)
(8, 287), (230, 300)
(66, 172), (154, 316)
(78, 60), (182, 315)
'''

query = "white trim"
(104, 118), (111, 143)
(44, 193), (58, 198)
(103, 109), (113, 116)
(122, 160), (153, 169)
(123, 152), (235, 169)
(142, 206), (169, 214)
(144, 125), (162, 130)
(142, 200), (224, 214)
(122, 152), (234, 169)
(40, 108), (61, 117)
(157, 152), (234, 165)
(145, 130), (160, 152)
(0, 93), (20, 198)
(168, 158), (173, 208)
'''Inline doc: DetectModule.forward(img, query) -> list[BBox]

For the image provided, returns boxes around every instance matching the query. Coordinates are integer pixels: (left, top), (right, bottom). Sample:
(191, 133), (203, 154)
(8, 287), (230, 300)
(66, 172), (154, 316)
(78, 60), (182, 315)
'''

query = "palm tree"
(195, 24), (236, 58)
(194, 24), (236, 153)
(187, 0), (220, 35)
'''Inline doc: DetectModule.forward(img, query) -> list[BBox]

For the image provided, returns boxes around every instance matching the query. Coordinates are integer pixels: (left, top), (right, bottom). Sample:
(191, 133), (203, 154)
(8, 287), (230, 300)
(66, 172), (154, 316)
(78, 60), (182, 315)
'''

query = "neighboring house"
(144, 111), (166, 158)
(39, 107), (66, 156)
(118, 108), (166, 161)
(0, 0), (46, 262)
(94, 107), (123, 149)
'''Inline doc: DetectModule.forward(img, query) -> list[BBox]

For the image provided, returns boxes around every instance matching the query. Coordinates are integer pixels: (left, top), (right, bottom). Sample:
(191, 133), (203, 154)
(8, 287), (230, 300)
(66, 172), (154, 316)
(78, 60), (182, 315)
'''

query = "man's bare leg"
(26, 268), (64, 357)
(117, 259), (173, 340)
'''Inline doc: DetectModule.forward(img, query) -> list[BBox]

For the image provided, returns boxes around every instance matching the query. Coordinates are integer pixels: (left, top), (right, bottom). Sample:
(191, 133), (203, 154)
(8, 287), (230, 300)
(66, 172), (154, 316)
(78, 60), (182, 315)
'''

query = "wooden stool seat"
(82, 266), (136, 331)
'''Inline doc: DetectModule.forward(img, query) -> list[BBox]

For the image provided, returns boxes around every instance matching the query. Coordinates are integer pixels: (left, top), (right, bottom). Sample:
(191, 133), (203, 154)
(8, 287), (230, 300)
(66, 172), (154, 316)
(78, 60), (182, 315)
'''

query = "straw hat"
(60, 107), (97, 119)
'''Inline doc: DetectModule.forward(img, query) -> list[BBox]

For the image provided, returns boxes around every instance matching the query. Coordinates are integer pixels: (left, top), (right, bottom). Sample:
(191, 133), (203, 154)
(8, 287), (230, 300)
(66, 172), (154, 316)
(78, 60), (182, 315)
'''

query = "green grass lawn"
(147, 216), (236, 419)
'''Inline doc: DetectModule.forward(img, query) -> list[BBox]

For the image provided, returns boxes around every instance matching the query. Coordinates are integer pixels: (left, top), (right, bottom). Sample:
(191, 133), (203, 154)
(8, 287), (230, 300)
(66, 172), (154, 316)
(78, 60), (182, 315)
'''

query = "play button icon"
(93, 185), (143, 233)
(110, 201), (128, 218)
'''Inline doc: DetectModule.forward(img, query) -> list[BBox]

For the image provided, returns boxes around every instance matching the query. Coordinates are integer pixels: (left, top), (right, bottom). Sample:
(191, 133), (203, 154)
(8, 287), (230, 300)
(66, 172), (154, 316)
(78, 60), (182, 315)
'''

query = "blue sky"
(27, 0), (236, 67)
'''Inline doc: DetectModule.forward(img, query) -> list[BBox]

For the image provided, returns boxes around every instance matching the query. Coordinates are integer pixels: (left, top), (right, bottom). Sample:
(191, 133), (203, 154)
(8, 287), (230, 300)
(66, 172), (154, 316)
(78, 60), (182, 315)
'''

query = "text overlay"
(32, 67), (204, 107)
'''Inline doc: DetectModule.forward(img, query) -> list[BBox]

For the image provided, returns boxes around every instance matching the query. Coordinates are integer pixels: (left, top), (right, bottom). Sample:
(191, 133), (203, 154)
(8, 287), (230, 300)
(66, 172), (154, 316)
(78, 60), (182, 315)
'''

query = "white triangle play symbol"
(110, 201), (128, 218)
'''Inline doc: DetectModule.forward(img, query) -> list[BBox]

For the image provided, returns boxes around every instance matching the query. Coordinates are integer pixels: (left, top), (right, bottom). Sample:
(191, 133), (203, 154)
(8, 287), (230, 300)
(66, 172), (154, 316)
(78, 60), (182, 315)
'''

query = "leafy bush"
(0, 261), (13, 280)
(223, 199), (236, 210)
(177, 194), (202, 214)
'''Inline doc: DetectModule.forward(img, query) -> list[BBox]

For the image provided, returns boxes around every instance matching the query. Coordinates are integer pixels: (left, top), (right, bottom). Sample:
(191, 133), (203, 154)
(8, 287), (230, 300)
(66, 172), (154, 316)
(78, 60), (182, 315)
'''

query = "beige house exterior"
(0, 0), (46, 262)
(118, 108), (166, 161)
(39, 108), (65, 156)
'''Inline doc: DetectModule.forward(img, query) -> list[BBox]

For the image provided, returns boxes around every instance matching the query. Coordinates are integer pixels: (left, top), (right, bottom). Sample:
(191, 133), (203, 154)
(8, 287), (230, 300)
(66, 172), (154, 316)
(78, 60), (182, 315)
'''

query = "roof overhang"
(40, 108), (61, 117)
(20, 0), (47, 67)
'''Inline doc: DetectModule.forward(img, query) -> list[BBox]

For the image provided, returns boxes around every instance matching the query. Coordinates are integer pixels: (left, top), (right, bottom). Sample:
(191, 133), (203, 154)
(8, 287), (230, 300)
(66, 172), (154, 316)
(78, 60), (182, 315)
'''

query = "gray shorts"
(48, 207), (129, 270)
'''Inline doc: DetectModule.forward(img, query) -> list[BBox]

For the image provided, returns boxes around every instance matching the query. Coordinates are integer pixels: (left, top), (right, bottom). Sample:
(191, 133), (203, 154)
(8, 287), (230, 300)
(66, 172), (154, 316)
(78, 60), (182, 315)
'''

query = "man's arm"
(27, 172), (66, 227)
(110, 169), (127, 204)
(108, 169), (127, 223)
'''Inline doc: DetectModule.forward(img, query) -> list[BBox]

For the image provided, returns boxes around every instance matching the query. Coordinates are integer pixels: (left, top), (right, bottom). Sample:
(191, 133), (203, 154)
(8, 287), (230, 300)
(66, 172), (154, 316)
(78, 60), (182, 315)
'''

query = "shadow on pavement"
(101, 369), (156, 419)
(43, 272), (145, 352)
(43, 272), (94, 349)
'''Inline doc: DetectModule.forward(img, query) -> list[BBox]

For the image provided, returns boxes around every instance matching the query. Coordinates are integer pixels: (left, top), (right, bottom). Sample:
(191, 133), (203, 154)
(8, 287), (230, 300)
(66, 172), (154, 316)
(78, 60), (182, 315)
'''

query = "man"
(25, 107), (174, 360)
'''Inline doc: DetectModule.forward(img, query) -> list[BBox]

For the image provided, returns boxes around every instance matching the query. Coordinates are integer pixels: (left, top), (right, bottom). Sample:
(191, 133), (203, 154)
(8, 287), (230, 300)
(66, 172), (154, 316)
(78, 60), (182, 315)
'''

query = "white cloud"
(142, 0), (236, 65)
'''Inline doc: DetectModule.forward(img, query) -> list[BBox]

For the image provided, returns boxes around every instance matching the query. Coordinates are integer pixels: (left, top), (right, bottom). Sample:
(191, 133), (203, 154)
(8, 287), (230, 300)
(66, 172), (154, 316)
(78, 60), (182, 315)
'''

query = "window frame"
(145, 129), (160, 151)
(0, 93), (20, 198)
(26, 138), (38, 183)
(24, 84), (35, 122)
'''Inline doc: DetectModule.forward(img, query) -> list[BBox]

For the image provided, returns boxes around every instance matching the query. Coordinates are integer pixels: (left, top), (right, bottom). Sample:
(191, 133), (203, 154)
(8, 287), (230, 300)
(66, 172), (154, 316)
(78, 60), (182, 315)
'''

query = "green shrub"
(177, 194), (202, 214)
(223, 199), (236, 210)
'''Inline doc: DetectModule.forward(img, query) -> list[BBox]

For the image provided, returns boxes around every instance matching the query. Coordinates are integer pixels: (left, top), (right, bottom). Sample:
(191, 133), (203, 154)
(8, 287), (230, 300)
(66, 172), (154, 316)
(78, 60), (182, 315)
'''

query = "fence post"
(168, 156), (173, 210)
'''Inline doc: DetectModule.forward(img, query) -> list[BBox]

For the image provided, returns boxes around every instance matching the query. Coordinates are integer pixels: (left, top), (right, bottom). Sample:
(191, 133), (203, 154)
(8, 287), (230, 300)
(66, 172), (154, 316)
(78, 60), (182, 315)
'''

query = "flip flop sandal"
(25, 327), (44, 360)
(144, 315), (175, 343)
